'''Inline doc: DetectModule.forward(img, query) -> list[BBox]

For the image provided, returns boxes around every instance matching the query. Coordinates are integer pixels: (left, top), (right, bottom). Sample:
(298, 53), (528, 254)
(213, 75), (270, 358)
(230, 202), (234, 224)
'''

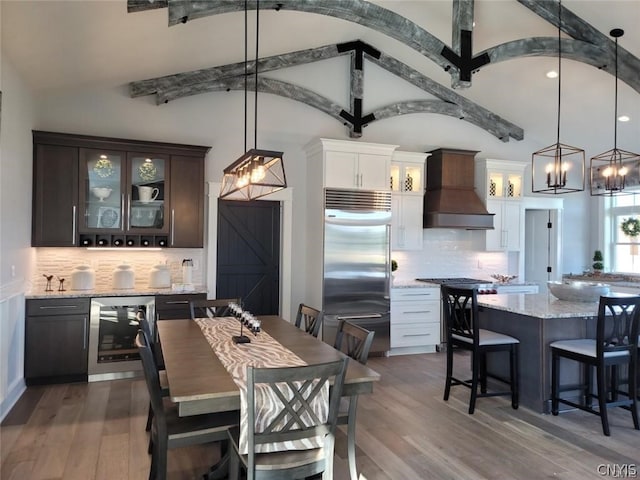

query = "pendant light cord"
(254, 0), (260, 149)
(243, 0), (248, 153)
(556, 0), (562, 145)
(613, 35), (618, 150)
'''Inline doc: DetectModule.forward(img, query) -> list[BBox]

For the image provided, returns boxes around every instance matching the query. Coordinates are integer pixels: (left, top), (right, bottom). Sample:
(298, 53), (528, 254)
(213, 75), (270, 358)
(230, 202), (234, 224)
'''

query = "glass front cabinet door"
(79, 149), (169, 241)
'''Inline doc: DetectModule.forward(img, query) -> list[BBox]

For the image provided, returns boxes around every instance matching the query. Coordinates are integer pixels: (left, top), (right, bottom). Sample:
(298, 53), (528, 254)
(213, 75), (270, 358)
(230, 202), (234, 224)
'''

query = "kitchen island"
(476, 292), (635, 414)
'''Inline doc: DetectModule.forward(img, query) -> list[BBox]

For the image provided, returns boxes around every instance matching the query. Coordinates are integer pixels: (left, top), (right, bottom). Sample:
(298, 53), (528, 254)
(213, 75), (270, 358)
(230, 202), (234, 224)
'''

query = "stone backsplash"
(31, 248), (205, 293)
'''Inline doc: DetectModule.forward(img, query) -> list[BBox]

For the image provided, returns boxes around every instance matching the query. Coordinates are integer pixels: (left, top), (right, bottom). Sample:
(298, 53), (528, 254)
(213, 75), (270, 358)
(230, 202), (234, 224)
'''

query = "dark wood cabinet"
(32, 131), (210, 248)
(25, 298), (91, 385)
(155, 293), (206, 320)
(32, 143), (79, 246)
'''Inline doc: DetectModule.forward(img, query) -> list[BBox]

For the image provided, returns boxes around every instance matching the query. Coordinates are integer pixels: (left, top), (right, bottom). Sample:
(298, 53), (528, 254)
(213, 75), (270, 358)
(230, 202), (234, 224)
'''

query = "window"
(606, 194), (640, 273)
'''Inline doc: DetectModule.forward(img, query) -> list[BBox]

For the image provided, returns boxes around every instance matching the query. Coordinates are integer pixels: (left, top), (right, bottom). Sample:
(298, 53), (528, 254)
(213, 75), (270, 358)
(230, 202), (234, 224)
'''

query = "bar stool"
(550, 295), (640, 436)
(441, 285), (520, 414)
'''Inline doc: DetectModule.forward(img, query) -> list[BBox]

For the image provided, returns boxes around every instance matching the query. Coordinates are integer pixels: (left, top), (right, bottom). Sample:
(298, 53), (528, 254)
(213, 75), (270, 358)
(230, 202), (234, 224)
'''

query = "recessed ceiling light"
(546, 70), (558, 79)
(618, 115), (630, 122)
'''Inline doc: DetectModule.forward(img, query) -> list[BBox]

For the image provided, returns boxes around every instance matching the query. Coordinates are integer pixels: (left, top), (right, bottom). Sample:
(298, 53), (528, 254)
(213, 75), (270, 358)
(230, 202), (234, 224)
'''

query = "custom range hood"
(423, 148), (494, 229)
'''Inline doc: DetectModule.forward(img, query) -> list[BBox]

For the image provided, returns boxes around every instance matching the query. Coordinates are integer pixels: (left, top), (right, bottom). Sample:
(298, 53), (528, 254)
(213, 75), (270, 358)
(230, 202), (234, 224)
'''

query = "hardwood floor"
(2, 351), (639, 479)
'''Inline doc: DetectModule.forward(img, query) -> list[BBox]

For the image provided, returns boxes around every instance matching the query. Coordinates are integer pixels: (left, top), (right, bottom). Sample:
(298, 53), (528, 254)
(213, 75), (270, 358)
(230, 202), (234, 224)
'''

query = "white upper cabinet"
(391, 151), (427, 251)
(475, 159), (526, 252)
(306, 138), (398, 190)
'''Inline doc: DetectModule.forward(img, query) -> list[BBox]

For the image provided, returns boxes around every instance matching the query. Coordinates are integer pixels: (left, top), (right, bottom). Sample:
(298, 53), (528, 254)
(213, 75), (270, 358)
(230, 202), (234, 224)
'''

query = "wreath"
(621, 217), (640, 238)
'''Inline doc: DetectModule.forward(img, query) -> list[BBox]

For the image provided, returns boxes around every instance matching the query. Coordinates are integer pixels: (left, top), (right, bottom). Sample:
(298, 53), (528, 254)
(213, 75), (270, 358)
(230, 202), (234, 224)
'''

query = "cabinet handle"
(83, 317), (87, 350)
(402, 333), (432, 337)
(360, 173), (363, 187)
(165, 300), (189, 305)
(121, 194), (126, 231)
(127, 194), (131, 231)
(38, 305), (78, 310)
(337, 313), (382, 320)
(72, 205), (77, 244)
(402, 310), (432, 314)
(171, 209), (175, 246)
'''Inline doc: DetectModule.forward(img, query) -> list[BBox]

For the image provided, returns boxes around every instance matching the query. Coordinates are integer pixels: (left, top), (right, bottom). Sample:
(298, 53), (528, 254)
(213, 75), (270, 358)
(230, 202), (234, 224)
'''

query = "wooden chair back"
(135, 330), (167, 436)
(294, 303), (324, 337)
(441, 286), (479, 345)
(596, 295), (640, 359)
(245, 358), (348, 475)
(189, 298), (240, 320)
(333, 320), (375, 365)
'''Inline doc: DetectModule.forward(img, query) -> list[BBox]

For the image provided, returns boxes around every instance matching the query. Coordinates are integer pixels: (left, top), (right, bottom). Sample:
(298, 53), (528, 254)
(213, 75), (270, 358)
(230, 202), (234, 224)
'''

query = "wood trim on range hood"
(423, 148), (494, 230)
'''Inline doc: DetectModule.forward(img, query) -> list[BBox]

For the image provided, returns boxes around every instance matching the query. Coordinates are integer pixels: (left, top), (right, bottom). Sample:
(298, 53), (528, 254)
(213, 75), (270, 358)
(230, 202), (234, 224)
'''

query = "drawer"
(155, 293), (206, 319)
(27, 297), (91, 316)
(391, 300), (440, 324)
(391, 288), (440, 302)
(391, 323), (440, 348)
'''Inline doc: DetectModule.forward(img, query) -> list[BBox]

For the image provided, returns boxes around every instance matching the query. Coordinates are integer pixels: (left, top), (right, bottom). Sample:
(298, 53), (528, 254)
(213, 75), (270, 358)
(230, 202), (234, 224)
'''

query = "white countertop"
(477, 292), (635, 319)
(391, 279), (438, 288)
(26, 285), (207, 299)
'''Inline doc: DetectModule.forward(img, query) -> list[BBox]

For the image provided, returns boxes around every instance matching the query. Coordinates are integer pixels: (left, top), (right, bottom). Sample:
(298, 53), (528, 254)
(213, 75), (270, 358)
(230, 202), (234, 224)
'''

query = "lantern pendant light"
(590, 28), (639, 197)
(220, 0), (286, 201)
(531, 0), (585, 194)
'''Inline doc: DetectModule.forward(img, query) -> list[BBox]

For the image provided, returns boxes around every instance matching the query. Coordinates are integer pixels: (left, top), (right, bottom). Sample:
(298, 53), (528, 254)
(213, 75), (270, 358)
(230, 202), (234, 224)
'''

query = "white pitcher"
(137, 185), (159, 203)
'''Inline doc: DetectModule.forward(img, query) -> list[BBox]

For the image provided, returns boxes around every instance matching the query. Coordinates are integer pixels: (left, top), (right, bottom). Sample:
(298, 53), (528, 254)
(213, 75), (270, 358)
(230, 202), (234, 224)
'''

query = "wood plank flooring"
(2, 351), (639, 479)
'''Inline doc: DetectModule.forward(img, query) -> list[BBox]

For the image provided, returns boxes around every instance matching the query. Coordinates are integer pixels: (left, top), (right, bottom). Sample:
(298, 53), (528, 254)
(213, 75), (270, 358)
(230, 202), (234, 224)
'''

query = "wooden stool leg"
(551, 350), (560, 416)
(443, 346), (453, 401)
(596, 363), (611, 436)
(346, 398), (359, 480)
(469, 350), (479, 414)
(511, 344), (519, 410)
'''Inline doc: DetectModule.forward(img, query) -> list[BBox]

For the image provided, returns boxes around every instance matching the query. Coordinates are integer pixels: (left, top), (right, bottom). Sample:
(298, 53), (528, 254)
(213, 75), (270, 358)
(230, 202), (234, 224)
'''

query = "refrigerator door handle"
(385, 224), (391, 293)
(337, 313), (383, 320)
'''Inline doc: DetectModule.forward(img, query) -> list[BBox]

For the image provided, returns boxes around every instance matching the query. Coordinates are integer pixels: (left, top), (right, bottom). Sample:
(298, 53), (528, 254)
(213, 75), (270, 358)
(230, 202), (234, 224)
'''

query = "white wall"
(0, 56), (36, 420)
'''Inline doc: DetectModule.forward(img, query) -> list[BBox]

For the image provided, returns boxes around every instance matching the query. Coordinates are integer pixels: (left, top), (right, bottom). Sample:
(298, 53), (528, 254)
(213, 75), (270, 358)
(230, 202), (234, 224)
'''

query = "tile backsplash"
(31, 248), (205, 292)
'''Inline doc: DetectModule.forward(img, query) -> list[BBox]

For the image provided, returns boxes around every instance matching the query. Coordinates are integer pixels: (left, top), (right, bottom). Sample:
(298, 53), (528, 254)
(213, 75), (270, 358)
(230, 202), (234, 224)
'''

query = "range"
(416, 277), (498, 294)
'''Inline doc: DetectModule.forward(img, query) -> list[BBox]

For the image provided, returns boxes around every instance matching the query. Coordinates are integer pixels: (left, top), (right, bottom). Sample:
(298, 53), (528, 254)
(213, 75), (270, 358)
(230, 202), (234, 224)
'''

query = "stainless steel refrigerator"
(322, 188), (391, 356)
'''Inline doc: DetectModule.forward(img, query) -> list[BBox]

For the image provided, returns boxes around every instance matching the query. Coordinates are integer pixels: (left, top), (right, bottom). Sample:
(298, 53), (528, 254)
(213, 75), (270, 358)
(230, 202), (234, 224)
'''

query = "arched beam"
(128, 0), (640, 93)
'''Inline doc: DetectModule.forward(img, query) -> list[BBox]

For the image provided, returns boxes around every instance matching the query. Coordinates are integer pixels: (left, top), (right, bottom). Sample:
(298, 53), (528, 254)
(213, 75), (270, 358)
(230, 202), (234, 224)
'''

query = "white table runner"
(195, 316), (329, 454)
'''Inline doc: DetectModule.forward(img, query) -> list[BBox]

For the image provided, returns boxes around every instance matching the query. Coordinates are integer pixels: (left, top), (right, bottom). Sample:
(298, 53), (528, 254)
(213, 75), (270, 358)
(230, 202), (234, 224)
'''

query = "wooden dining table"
(156, 315), (381, 477)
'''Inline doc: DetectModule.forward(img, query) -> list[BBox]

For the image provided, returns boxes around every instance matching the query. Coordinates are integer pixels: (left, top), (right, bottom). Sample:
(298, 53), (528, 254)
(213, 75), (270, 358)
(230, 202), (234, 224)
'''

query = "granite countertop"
(477, 292), (634, 319)
(391, 279), (439, 288)
(26, 285), (208, 300)
(564, 274), (640, 288)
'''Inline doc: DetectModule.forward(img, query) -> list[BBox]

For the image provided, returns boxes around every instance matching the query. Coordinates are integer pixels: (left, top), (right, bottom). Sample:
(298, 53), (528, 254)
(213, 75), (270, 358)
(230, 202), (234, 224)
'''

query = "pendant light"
(531, 0), (585, 194)
(220, 0), (286, 201)
(590, 28), (639, 197)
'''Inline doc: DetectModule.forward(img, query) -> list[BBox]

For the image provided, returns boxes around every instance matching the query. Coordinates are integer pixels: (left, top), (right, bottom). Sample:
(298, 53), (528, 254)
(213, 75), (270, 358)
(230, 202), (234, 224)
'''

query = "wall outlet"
(10, 265), (16, 277)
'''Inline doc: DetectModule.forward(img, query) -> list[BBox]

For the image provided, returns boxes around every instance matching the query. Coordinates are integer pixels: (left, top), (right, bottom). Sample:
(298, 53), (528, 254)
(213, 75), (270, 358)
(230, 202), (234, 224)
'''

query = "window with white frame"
(606, 194), (640, 273)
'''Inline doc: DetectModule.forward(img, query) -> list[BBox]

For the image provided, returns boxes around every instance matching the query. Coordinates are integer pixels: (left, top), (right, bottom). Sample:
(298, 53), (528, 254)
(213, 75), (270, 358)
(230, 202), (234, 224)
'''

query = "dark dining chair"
(333, 320), (374, 480)
(139, 315), (169, 433)
(441, 285), (520, 414)
(135, 331), (238, 480)
(294, 303), (324, 338)
(189, 298), (240, 320)
(227, 358), (348, 480)
(550, 295), (640, 436)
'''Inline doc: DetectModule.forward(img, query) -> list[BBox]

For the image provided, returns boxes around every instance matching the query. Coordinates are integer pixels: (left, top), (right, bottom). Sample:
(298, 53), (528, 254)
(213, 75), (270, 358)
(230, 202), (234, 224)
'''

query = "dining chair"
(333, 320), (374, 480)
(550, 295), (640, 436)
(135, 331), (239, 480)
(189, 298), (240, 320)
(441, 285), (520, 414)
(139, 315), (169, 433)
(294, 303), (324, 338)
(227, 357), (349, 480)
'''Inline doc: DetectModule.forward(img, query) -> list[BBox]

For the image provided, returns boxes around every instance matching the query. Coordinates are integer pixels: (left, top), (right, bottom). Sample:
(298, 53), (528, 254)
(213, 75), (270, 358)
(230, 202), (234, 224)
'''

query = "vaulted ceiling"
(2, 0), (639, 157)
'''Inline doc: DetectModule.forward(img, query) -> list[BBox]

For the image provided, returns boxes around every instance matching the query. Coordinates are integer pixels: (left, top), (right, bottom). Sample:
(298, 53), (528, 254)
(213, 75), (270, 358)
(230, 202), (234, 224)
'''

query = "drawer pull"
(39, 305), (78, 310)
(402, 310), (432, 314)
(164, 300), (189, 305)
(402, 333), (432, 337)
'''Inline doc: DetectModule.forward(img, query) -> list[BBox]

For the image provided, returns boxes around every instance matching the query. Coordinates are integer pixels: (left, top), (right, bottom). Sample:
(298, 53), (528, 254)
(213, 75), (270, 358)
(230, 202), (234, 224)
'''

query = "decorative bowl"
(491, 274), (518, 284)
(92, 186), (113, 202)
(547, 281), (610, 302)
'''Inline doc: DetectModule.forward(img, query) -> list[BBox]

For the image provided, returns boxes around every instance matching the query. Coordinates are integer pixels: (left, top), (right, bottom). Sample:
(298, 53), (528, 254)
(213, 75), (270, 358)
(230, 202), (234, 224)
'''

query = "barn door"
(216, 200), (281, 315)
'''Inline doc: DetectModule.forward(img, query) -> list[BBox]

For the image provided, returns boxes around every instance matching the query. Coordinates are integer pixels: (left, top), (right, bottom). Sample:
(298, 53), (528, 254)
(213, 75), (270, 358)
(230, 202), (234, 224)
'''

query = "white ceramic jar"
(149, 263), (171, 288)
(113, 264), (135, 289)
(70, 265), (95, 290)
